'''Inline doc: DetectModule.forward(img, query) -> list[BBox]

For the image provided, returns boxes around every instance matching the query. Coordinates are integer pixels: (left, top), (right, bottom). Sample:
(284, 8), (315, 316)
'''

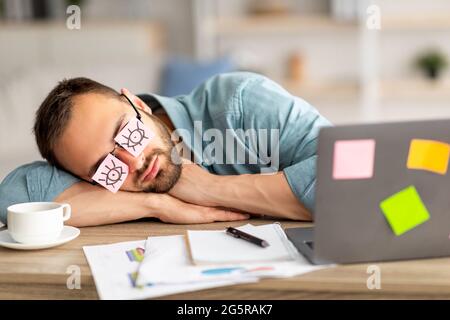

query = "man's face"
(54, 92), (181, 193)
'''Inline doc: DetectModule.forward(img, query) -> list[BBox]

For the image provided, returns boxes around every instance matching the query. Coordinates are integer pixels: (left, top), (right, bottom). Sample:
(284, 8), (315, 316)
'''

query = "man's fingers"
(207, 208), (250, 222)
(161, 197), (251, 224)
(226, 212), (251, 221)
(180, 157), (194, 165)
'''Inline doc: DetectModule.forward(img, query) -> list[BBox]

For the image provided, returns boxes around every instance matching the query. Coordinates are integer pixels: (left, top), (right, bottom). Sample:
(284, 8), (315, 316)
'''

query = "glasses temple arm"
(120, 93), (142, 121)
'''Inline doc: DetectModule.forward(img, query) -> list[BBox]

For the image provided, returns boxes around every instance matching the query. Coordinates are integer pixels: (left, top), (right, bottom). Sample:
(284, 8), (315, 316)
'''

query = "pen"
(226, 227), (270, 248)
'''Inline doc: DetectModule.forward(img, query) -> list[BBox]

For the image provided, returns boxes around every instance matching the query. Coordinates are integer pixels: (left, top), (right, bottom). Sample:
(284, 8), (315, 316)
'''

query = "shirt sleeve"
(0, 161), (81, 225)
(236, 73), (332, 216)
(283, 147), (319, 214)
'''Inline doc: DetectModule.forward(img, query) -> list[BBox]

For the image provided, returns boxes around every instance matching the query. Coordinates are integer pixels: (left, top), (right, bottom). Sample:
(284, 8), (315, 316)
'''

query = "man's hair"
(34, 77), (120, 166)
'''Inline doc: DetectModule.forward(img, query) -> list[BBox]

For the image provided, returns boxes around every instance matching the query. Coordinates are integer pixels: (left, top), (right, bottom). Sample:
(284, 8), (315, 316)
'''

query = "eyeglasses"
(90, 94), (154, 193)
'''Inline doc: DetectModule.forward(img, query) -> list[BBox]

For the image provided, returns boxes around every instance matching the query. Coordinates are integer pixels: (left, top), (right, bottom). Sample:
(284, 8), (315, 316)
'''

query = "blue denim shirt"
(0, 72), (331, 224)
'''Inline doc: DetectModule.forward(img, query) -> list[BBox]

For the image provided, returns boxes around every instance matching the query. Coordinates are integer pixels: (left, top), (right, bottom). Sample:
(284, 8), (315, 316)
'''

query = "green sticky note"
(380, 185), (430, 236)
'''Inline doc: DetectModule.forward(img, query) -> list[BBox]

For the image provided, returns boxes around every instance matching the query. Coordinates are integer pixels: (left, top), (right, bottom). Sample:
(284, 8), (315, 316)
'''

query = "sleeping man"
(0, 72), (331, 226)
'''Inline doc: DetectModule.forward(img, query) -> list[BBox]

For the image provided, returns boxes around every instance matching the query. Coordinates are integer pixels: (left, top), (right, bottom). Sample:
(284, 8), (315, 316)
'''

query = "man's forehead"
(54, 93), (125, 177)
(65, 94), (122, 138)
(72, 92), (122, 113)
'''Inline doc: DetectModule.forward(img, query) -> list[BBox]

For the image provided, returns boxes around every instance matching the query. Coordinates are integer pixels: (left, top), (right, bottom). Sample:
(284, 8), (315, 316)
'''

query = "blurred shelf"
(0, 21), (166, 71)
(0, 20), (166, 52)
(0, 19), (164, 30)
(380, 78), (450, 99)
(206, 14), (358, 36)
(382, 14), (450, 31)
(206, 13), (450, 36)
(281, 79), (360, 101)
(281, 78), (450, 102)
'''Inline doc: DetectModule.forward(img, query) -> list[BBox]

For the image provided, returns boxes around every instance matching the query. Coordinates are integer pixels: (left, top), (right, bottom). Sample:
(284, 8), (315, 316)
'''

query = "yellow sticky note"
(407, 139), (450, 175)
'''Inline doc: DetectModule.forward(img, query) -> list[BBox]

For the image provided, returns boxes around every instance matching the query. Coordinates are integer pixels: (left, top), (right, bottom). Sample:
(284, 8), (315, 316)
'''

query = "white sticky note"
(92, 154), (129, 193)
(115, 118), (154, 157)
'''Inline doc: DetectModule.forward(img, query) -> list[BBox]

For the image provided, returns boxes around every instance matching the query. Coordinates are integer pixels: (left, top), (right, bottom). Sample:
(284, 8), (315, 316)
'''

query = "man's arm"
(169, 163), (311, 221)
(0, 161), (249, 227)
(56, 181), (250, 227)
(54, 181), (155, 226)
(218, 172), (311, 220)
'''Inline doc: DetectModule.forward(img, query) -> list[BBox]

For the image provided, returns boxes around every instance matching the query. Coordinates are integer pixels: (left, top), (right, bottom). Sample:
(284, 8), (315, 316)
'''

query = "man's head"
(34, 77), (181, 193)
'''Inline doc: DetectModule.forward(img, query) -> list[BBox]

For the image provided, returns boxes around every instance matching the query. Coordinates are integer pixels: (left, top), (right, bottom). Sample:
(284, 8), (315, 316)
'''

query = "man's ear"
(120, 88), (152, 115)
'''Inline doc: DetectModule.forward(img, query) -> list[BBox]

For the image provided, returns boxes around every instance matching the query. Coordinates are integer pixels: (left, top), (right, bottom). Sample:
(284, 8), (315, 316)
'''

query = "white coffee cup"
(7, 202), (71, 244)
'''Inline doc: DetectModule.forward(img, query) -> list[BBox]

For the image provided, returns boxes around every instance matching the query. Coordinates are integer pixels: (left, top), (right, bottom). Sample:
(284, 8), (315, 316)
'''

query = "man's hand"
(168, 159), (221, 208)
(168, 159), (311, 221)
(154, 193), (250, 224)
(56, 180), (249, 227)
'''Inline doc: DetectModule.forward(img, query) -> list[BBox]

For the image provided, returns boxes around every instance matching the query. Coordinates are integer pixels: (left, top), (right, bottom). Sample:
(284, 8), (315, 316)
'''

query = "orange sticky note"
(407, 139), (450, 175)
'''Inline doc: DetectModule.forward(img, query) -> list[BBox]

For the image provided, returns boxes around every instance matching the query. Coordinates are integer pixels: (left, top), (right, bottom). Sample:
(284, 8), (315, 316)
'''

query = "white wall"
(83, 0), (195, 57)
(0, 22), (166, 180)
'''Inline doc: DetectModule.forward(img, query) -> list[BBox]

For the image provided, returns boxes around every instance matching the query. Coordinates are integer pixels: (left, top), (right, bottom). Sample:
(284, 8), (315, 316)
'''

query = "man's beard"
(135, 148), (182, 193)
(134, 112), (182, 193)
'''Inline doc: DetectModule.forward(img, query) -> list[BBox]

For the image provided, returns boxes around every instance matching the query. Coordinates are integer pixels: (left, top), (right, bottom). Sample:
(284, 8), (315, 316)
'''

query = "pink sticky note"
(115, 118), (153, 157)
(333, 139), (376, 180)
(92, 154), (129, 193)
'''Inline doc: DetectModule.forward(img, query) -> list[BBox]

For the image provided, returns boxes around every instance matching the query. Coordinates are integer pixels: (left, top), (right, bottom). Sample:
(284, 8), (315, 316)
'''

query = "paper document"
(83, 240), (255, 300)
(136, 224), (331, 286)
(187, 223), (299, 264)
(136, 235), (260, 286)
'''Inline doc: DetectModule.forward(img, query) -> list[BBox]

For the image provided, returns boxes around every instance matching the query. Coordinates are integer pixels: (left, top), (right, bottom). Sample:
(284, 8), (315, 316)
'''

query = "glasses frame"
(122, 93), (142, 121)
(108, 94), (143, 155)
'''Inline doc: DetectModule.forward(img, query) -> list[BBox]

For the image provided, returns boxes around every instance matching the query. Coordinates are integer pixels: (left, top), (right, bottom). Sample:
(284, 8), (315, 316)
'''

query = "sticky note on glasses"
(115, 118), (154, 157)
(380, 185), (430, 236)
(407, 139), (450, 175)
(332, 139), (376, 180)
(92, 154), (129, 193)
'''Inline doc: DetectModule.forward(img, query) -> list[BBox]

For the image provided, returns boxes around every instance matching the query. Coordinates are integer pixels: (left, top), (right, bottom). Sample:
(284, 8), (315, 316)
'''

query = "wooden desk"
(1, 218), (450, 300)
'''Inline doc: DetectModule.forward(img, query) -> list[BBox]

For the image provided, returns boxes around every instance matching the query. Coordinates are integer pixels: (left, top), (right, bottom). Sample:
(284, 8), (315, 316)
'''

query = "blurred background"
(1, 0), (450, 181)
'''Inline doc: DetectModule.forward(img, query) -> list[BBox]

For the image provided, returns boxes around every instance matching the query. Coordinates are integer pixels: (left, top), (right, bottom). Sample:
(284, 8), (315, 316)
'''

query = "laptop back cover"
(314, 119), (450, 264)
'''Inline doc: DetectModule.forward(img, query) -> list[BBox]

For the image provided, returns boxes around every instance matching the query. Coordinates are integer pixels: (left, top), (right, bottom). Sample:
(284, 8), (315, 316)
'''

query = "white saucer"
(0, 226), (80, 250)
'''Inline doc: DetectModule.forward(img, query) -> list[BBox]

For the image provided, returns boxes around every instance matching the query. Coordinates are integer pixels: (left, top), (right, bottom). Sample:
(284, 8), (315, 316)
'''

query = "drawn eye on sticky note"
(115, 118), (154, 157)
(333, 139), (376, 180)
(380, 185), (430, 236)
(407, 139), (450, 175)
(92, 154), (129, 193)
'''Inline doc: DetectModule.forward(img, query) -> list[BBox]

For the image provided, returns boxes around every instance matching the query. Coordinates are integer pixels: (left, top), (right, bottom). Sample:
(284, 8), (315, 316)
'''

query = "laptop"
(286, 118), (450, 265)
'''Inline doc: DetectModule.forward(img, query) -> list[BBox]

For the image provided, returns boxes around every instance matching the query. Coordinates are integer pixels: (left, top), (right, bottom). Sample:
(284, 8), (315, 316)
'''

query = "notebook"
(186, 223), (300, 265)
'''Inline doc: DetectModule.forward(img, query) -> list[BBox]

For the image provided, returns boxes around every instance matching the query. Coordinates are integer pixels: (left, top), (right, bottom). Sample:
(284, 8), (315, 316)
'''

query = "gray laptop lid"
(314, 118), (450, 264)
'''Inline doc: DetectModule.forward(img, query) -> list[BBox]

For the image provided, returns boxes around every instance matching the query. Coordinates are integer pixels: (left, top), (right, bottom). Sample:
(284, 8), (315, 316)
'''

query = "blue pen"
(201, 267), (244, 275)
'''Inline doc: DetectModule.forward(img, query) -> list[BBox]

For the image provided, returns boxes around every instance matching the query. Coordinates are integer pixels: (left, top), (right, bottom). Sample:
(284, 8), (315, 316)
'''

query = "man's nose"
(114, 148), (145, 173)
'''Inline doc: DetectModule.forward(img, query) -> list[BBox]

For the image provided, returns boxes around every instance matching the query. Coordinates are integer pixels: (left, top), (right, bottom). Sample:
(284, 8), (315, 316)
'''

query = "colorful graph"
(125, 247), (145, 262)
(128, 271), (139, 287)
(127, 271), (154, 288)
(125, 247), (152, 288)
